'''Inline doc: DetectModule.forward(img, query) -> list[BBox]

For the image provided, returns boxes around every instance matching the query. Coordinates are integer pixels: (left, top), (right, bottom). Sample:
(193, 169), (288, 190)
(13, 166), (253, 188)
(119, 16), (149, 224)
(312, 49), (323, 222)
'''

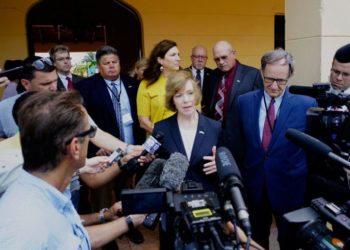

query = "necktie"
(262, 98), (275, 151)
(214, 75), (226, 121)
(196, 69), (201, 88)
(111, 82), (125, 140)
(66, 76), (74, 91)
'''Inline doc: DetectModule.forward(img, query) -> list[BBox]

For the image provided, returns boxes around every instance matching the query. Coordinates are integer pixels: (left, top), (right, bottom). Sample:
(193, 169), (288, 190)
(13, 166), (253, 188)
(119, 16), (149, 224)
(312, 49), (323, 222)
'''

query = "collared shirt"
(191, 66), (204, 89)
(105, 77), (134, 144)
(328, 83), (350, 96)
(0, 169), (91, 249)
(58, 73), (73, 90)
(0, 92), (23, 138)
(259, 91), (284, 140)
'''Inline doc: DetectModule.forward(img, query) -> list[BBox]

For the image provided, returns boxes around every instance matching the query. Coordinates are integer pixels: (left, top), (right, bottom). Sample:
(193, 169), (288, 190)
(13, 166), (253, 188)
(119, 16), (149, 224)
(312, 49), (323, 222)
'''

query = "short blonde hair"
(165, 70), (202, 112)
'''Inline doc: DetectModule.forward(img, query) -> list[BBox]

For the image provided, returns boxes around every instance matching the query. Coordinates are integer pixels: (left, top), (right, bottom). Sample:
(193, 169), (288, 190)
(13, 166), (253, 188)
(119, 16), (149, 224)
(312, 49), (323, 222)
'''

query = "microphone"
(285, 128), (350, 170)
(134, 158), (166, 229)
(123, 131), (165, 173)
(141, 131), (164, 156)
(107, 148), (124, 167)
(159, 152), (189, 190)
(289, 85), (319, 98)
(137, 153), (189, 230)
(136, 158), (166, 189)
(215, 147), (252, 236)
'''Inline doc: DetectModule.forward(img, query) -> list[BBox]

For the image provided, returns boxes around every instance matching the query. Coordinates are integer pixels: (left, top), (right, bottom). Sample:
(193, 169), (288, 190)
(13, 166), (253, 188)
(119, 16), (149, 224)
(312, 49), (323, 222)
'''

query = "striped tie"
(111, 82), (125, 140)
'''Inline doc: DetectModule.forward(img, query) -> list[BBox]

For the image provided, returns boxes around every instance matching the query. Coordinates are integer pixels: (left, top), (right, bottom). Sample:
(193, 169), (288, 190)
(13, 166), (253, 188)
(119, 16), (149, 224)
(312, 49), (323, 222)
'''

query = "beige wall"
(286, 0), (350, 85)
(0, 0), (284, 71)
(128, 0), (284, 69)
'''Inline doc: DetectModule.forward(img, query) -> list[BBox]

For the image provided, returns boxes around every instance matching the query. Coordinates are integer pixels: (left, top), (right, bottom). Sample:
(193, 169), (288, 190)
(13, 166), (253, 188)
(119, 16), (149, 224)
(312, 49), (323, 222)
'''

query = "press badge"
(122, 112), (133, 126)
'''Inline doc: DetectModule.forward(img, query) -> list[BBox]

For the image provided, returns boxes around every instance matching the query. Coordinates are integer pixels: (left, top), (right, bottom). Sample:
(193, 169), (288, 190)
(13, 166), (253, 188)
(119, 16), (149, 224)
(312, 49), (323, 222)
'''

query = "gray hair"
(261, 48), (294, 77)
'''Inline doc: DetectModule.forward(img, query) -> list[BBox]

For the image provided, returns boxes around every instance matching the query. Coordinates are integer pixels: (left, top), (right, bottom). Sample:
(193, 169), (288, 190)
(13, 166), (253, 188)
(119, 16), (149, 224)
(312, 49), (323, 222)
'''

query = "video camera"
(121, 181), (242, 250)
(290, 83), (350, 202)
(290, 83), (350, 150)
(283, 197), (350, 250)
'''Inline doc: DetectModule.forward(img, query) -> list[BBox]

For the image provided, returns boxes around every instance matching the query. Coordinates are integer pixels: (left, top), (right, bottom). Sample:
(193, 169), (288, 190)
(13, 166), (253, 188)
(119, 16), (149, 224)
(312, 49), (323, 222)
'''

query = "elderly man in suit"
(76, 45), (145, 246)
(223, 48), (317, 249)
(203, 41), (263, 122)
(49, 45), (84, 91)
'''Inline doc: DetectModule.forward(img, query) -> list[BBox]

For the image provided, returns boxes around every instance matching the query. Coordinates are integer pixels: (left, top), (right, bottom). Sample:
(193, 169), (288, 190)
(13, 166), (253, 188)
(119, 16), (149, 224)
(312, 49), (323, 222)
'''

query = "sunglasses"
(65, 125), (97, 145)
(32, 57), (53, 70)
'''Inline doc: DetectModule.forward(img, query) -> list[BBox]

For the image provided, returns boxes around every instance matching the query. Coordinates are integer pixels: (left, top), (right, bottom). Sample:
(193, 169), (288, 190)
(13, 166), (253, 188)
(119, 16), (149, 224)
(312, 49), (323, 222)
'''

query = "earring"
(160, 65), (164, 72)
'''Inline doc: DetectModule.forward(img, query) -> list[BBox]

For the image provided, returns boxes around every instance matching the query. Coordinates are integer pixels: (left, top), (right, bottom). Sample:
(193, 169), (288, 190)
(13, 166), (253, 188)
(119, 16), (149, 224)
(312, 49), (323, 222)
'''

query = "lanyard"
(106, 80), (122, 102)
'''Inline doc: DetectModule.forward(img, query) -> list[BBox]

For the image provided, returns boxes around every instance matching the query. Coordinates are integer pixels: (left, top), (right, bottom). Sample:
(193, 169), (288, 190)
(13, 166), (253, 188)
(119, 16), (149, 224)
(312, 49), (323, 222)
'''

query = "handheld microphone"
(285, 128), (350, 170)
(215, 147), (252, 236)
(159, 152), (189, 190)
(124, 131), (165, 173)
(141, 131), (164, 156)
(107, 148), (124, 167)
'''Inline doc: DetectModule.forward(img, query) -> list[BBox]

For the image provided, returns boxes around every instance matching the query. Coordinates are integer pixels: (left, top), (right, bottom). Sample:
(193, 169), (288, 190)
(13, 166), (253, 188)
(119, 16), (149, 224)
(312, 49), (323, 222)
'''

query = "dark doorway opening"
(274, 15), (285, 49)
(26, 0), (143, 74)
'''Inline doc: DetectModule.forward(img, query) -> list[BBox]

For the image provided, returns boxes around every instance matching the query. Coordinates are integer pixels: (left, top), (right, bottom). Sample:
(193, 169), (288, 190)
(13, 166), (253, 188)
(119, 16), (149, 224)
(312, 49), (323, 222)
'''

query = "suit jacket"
(75, 73), (145, 155)
(154, 113), (221, 190)
(203, 62), (263, 121)
(226, 89), (317, 213)
(57, 74), (85, 91)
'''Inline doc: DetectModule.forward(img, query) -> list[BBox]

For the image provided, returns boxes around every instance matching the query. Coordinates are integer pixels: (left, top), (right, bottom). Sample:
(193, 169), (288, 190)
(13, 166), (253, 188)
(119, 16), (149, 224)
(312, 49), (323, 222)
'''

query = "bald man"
(203, 41), (263, 122)
(186, 45), (213, 108)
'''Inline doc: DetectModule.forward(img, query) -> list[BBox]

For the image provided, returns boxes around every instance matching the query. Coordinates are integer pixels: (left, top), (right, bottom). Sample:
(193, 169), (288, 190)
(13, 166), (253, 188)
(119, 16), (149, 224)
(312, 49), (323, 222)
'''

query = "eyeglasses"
(191, 55), (208, 60)
(55, 56), (72, 62)
(331, 68), (350, 78)
(65, 125), (97, 145)
(263, 76), (289, 86)
(32, 57), (53, 70)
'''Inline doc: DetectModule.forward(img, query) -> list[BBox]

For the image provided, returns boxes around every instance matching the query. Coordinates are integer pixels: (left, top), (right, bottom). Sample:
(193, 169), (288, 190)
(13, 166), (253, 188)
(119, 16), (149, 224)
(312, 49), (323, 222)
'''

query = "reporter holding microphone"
(0, 91), (146, 249)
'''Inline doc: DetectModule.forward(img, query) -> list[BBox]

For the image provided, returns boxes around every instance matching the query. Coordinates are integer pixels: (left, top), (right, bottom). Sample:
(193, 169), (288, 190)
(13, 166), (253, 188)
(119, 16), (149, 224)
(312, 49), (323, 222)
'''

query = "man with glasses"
(222, 48), (317, 249)
(49, 45), (84, 91)
(187, 45), (212, 90)
(0, 91), (145, 249)
(0, 56), (57, 140)
(328, 43), (350, 96)
(76, 45), (145, 246)
(203, 40), (263, 121)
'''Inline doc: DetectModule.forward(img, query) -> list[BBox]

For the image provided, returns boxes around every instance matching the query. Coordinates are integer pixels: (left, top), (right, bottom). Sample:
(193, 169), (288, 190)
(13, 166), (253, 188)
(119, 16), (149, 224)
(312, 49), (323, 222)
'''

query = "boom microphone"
(160, 152), (189, 190)
(136, 158), (166, 189)
(285, 128), (350, 170)
(215, 147), (252, 236)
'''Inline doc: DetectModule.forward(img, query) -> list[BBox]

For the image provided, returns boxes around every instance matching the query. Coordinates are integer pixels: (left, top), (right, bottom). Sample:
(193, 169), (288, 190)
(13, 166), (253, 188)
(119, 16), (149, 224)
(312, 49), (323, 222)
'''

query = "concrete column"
(285, 0), (350, 86)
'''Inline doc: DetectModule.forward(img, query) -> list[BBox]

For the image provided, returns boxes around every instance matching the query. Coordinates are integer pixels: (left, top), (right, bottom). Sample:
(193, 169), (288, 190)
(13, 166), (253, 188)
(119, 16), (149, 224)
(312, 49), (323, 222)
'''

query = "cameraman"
(328, 43), (350, 96)
(307, 43), (350, 204)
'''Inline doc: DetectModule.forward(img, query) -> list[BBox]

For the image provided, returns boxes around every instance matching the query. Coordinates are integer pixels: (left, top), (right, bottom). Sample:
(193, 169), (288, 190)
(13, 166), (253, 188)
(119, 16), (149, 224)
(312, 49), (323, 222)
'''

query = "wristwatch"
(99, 208), (109, 223)
(125, 215), (135, 231)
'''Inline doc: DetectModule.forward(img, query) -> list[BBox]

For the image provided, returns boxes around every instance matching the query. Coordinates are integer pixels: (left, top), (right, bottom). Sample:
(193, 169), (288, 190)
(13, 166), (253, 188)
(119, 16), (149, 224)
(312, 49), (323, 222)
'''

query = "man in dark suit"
(186, 45), (212, 108)
(76, 45), (145, 246)
(222, 48), (317, 249)
(203, 41), (263, 122)
(49, 45), (84, 91)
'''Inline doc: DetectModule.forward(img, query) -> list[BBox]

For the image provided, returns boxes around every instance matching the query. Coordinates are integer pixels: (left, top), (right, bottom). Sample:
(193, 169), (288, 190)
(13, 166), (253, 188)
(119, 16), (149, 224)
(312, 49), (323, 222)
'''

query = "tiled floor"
(115, 224), (279, 250)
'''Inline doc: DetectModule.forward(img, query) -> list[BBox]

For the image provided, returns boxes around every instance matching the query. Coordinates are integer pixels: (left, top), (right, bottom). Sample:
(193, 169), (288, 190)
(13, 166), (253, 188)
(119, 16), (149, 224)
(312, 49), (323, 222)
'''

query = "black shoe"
(125, 228), (144, 244)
